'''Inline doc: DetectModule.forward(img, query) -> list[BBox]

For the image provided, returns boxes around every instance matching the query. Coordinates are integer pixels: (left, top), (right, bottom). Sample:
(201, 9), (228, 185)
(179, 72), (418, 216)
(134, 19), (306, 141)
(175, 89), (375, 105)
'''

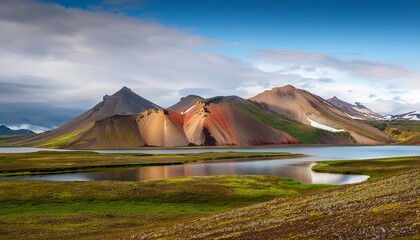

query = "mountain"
(327, 96), (382, 120)
(65, 109), (190, 149)
(383, 111), (420, 121)
(250, 85), (393, 144)
(168, 95), (203, 114)
(21, 87), (161, 147)
(63, 96), (300, 148)
(181, 96), (298, 146)
(0, 125), (34, 135)
(6, 85), (400, 148)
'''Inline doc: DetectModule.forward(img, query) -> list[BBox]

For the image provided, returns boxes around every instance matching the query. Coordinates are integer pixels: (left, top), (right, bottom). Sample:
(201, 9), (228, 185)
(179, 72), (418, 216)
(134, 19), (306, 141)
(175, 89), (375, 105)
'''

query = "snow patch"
(181, 105), (196, 115)
(307, 118), (345, 132)
(345, 113), (364, 120)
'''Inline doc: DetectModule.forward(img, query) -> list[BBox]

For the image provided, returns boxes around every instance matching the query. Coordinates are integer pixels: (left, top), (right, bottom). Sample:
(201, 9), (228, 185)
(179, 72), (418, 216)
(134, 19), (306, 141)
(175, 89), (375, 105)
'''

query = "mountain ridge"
(5, 84), (403, 148)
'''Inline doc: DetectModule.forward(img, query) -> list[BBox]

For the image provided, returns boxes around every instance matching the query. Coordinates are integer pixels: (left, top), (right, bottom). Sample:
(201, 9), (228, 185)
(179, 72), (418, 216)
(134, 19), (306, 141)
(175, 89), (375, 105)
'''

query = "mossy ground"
(0, 153), (418, 239)
(365, 120), (420, 144)
(312, 155), (420, 179)
(0, 176), (329, 240)
(135, 156), (420, 239)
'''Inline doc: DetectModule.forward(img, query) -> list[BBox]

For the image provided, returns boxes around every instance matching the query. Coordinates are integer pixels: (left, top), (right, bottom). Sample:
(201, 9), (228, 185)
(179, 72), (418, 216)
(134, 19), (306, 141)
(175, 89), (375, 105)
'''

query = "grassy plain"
(0, 152), (418, 239)
(135, 156), (420, 239)
(0, 175), (329, 239)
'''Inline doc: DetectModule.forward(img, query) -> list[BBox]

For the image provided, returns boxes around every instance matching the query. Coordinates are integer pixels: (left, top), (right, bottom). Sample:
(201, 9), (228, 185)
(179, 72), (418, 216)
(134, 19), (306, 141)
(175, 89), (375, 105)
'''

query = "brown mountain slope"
(65, 109), (189, 149)
(23, 87), (161, 147)
(167, 95), (203, 113)
(250, 85), (393, 144)
(183, 96), (299, 146)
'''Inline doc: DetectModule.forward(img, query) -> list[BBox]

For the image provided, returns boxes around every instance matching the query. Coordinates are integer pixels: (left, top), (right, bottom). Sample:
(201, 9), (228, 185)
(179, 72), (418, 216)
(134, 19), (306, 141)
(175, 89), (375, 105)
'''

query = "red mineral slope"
(183, 96), (298, 146)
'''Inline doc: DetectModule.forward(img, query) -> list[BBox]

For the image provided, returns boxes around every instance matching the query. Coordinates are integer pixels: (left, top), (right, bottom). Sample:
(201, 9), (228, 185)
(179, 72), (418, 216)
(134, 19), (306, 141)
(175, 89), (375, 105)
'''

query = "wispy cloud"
(0, 0), (276, 128)
(256, 50), (412, 80)
(0, 0), (418, 130)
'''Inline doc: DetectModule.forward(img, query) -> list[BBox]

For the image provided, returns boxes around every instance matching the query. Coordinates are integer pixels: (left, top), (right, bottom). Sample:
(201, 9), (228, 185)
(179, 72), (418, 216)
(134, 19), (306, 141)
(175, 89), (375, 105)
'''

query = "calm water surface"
(1, 146), (418, 184)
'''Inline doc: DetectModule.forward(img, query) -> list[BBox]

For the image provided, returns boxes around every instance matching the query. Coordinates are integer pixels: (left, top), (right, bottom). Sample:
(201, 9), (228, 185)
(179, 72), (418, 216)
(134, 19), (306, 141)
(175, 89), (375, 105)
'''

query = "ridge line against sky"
(0, 0), (419, 132)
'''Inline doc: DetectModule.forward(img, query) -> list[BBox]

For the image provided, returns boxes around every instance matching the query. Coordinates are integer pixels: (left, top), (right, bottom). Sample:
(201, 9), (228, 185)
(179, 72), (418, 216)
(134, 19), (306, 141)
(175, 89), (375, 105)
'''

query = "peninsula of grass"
(0, 151), (299, 176)
(312, 155), (420, 179)
(0, 175), (329, 240)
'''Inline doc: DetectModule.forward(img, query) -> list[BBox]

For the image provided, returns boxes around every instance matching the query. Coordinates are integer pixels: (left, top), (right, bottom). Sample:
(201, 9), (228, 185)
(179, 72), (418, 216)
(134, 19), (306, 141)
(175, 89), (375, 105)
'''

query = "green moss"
(312, 156), (420, 179)
(0, 175), (331, 239)
(36, 131), (83, 148)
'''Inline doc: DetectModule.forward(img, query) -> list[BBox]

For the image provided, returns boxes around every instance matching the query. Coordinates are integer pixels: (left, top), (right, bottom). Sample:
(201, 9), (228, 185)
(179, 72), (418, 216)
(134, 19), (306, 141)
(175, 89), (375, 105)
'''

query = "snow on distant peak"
(383, 111), (420, 121)
(307, 118), (345, 132)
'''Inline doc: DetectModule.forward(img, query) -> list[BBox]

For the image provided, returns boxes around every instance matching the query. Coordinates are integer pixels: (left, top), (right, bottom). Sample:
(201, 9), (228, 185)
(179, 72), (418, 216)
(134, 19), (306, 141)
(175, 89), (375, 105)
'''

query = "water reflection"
(5, 158), (369, 184)
(2, 145), (417, 184)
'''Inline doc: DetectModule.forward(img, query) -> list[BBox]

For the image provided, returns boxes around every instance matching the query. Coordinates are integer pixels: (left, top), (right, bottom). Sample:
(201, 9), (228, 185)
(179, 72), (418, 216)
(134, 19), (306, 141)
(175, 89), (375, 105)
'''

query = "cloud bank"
(0, 0), (418, 131)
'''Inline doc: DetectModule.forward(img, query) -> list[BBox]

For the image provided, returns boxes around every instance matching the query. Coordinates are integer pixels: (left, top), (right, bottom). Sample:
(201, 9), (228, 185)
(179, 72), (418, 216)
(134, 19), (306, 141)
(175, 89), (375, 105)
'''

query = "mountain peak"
(113, 86), (133, 95)
(270, 84), (298, 93)
(354, 102), (366, 109)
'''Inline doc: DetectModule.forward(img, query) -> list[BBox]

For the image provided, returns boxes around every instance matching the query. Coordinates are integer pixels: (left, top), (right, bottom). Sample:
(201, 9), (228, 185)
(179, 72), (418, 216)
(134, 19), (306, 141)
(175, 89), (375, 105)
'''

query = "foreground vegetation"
(0, 176), (329, 239)
(0, 151), (298, 176)
(312, 156), (420, 179)
(135, 156), (420, 239)
(0, 153), (418, 239)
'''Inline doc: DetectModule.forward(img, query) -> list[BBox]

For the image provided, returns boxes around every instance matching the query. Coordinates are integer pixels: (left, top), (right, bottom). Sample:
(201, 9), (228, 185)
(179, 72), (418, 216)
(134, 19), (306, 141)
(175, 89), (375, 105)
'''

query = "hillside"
(18, 87), (161, 148)
(1, 85), (406, 148)
(250, 85), (393, 144)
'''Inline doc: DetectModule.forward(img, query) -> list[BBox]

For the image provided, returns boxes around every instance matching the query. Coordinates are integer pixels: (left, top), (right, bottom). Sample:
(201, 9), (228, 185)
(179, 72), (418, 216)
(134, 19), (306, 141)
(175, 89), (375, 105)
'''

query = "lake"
(1, 146), (418, 184)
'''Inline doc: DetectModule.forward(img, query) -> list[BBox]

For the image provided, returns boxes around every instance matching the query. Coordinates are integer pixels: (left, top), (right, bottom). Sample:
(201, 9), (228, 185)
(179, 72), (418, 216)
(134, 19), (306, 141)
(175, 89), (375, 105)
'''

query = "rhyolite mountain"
(327, 96), (382, 120)
(0, 125), (34, 136)
(168, 95), (203, 114)
(13, 85), (397, 149)
(250, 85), (393, 144)
(20, 87), (161, 147)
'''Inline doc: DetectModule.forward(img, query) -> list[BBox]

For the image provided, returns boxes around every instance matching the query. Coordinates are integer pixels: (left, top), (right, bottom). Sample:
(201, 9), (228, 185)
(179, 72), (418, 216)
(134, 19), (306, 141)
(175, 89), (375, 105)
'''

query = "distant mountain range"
(383, 111), (420, 121)
(327, 96), (382, 120)
(0, 125), (34, 136)
(8, 85), (401, 149)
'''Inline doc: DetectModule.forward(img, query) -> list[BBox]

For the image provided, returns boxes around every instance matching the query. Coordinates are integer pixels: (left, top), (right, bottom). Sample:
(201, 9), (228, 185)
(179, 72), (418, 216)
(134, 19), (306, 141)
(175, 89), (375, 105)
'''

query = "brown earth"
(250, 85), (393, 144)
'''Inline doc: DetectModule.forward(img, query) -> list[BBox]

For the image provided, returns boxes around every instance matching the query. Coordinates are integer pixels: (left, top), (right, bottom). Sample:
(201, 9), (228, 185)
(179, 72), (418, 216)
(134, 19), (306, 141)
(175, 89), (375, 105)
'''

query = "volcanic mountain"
(63, 109), (190, 149)
(168, 95), (203, 114)
(328, 96), (382, 120)
(250, 85), (393, 144)
(181, 96), (299, 146)
(64, 96), (300, 148)
(11, 84), (397, 149)
(21, 87), (161, 147)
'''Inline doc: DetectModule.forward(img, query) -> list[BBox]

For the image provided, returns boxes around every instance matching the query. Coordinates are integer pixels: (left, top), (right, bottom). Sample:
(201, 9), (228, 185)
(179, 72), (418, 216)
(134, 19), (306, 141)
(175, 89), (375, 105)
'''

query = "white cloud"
(0, 0), (418, 129)
(0, 0), (275, 109)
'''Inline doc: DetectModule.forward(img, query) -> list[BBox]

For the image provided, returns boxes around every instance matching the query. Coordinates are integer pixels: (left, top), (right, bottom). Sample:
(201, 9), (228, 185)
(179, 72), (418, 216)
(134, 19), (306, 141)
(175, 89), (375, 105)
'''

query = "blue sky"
(0, 0), (419, 131)
(45, 0), (420, 65)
